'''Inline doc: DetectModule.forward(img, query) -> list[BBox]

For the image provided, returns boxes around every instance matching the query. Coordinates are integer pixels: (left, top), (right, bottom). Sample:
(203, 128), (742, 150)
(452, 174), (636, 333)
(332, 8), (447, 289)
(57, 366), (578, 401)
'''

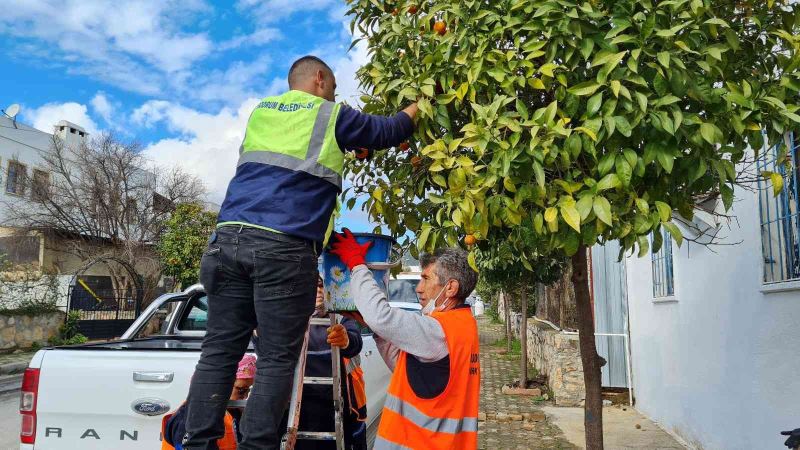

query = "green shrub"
(48, 311), (88, 346)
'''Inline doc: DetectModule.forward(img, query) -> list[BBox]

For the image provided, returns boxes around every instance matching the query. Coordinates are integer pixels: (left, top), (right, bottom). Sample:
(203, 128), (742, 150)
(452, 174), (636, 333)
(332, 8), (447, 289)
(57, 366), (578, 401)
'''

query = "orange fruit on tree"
(408, 5), (418, 13)
(411, 155), (422, 167)
(399, 142), (410, 151)
(433, 21), (447, 35)
(464, 234), (477, 246)
(392, 8), (398, 15)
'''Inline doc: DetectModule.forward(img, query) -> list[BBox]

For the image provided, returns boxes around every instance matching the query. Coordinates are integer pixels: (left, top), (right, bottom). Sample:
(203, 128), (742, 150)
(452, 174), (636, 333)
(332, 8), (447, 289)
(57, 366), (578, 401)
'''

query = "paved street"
(477, 317), (577, 449)
(1, 392), (19, 450)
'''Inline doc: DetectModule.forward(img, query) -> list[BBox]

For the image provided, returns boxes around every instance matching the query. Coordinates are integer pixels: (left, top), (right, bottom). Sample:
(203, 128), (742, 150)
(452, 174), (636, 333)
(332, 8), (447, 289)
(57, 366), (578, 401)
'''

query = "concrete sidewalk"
(477, 317), (685, 449)
(0, 351), (35, 395)
(543, 406), (686, 450)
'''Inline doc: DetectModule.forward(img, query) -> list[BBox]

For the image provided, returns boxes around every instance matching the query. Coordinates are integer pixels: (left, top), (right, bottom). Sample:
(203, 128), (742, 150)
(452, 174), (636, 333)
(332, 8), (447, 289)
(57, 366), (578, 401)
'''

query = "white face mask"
(421, 284), (448, 316)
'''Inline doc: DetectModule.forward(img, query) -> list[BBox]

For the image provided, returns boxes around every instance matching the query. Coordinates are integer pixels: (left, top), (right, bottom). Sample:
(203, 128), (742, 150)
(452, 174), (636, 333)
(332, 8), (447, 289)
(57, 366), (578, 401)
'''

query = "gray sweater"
(350, 265), (449, 370)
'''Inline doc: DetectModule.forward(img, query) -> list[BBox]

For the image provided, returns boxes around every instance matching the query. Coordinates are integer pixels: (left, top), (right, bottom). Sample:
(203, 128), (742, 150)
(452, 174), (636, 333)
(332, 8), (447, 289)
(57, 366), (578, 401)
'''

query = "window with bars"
(5, 160), (26, 196)
(758, 132), (800, 284)
(31, 170), (50, 202)
(651, 228), (675, 298)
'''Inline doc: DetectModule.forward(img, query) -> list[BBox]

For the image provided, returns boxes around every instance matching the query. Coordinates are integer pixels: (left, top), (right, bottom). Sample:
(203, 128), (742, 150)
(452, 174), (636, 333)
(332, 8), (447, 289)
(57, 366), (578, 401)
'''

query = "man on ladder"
(182, 55), (417, 450)
(280, 276), (367, 450)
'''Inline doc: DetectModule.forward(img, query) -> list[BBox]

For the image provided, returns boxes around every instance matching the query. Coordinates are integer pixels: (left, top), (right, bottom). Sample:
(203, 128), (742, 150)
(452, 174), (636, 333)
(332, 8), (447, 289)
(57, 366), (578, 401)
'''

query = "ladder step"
(228, 400), (247, 408)
(309, 317), (331, 326)
(297, 431), (337, 441)
(304, 376), (334, 385)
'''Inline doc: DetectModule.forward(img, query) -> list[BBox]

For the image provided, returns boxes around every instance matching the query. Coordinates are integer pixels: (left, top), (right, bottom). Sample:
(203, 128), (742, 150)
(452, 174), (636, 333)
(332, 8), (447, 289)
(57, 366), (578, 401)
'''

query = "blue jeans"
(184, 226), (318, 450)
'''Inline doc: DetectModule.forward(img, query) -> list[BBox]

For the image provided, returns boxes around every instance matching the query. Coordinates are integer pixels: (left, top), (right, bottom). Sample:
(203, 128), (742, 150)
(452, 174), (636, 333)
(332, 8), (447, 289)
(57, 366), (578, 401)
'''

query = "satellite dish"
(4, 103), (19, 118)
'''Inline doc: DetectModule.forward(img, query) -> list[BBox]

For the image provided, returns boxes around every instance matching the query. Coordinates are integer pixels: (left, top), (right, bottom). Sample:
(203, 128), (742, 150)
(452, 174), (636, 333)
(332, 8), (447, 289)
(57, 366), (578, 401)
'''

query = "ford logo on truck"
(131, 398), (170, 416)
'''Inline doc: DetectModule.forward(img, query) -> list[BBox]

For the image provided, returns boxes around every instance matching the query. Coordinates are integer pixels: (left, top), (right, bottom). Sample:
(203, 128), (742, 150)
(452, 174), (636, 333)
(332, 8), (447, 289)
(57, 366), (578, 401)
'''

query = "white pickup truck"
(17, 285), (420, 449)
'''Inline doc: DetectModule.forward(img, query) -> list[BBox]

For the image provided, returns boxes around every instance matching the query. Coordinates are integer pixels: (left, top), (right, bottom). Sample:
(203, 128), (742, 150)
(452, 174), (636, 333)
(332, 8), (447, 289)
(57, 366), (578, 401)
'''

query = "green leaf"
(593, 196), (613, 226)
(610, 80), (621, 98)
(635, 92), (648, 112)
(503, 177), (517, 192)
(614, 116), (632, 137)
(597, 173), (621, 191)
(533, 161), (545, 188)
(657, 52), (670, 68)
(586, 92), (603, 116)
(700, 122), (722, 144)
(764, 171), (785, 197)
(663, 222), (683, 247)
(580, 38), (595, 60)
(656, 151), (675, 173)
(720, 183), (734, 210)
(568, 81), (602, 97)
(529, 78), (546, 89)
(616, 157), (632, 186)
(561, 204), (581, 232)
(468, 250), (479, 272)
(655, 201), (672, 222)
(704, 18), (730, 28)
(576, 195), (594, 220)
(544, 207), (558, 223)
(417, 225), (432, 252)
(637, 235), (650, 258)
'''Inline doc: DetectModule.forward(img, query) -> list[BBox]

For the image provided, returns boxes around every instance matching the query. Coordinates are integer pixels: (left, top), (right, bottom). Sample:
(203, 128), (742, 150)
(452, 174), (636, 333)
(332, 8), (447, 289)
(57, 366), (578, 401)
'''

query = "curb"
(0, 373), (22, 396)
(0, 362), (28, 376)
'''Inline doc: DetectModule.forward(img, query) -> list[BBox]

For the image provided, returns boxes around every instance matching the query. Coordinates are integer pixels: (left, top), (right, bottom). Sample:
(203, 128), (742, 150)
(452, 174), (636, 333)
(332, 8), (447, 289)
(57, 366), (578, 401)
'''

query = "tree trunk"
(503, 290), (512, 353)
(519, 287), (528, 388)
(571, 245), (604, 450)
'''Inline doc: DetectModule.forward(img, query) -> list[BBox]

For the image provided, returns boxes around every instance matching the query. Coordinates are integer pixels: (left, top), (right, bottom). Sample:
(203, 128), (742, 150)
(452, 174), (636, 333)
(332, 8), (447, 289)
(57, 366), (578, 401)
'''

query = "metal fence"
(67, 286), (142, 339)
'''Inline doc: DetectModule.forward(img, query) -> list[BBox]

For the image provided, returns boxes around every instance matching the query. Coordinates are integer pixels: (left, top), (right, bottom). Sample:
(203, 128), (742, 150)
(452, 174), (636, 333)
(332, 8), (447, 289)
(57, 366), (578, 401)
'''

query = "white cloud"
(184, 54), (275, 105)
(138, 99), (259, 201)
(90, 92), (113, 124)
(234, 0), (339, 22)
(26, 102), (98, 135)
(0, 0), (212, 96)
(330, 40), (369, 106)
(219, 27), (282, 51)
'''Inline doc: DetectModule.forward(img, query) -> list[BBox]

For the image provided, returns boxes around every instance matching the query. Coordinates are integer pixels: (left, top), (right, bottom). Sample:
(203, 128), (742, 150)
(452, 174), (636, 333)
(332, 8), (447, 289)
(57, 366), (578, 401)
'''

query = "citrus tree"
(157, 203), (217, 290)
(344, 0), (800, 447)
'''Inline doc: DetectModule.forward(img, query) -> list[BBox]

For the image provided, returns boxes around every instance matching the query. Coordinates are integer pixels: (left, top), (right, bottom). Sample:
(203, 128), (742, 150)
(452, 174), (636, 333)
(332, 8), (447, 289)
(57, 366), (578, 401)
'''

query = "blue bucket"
(322, 233), (399, 312)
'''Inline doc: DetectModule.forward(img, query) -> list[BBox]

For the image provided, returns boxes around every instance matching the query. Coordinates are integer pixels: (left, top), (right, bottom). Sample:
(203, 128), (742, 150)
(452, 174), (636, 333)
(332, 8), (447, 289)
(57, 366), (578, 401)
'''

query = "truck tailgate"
(34, 349), (201, 449)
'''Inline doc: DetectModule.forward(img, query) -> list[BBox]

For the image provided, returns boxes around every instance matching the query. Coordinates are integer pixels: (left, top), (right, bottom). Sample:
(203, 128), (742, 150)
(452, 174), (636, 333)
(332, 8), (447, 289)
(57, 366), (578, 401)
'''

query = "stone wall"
(0, 311), (64, 351)
(526, 319), (584, 406)
(0, 273), (71, 310)
(497, 299), (586, 406)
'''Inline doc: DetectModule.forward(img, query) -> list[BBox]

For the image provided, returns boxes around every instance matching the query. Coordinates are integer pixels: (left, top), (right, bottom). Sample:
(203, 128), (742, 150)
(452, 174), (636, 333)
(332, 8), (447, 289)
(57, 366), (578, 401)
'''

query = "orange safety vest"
(344, 356), (367, 422)
(160, 407), (238, 450)
(375, 307), (480, 450)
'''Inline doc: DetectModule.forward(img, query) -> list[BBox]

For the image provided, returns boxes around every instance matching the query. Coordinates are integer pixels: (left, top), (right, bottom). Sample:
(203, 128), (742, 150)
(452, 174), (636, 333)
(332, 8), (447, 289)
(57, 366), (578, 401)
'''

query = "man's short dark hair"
(420, 247), (479, 303)
(288, 55), (333, 88)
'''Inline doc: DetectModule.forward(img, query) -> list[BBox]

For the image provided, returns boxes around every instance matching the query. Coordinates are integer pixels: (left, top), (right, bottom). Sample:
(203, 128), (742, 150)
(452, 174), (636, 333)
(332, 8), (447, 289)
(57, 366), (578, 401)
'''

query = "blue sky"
(0, 0), (376, 231)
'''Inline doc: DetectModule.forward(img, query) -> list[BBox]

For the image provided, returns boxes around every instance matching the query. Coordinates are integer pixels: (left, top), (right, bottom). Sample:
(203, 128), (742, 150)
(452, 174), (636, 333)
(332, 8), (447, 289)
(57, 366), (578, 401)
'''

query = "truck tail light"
(20, 368), (39, 444)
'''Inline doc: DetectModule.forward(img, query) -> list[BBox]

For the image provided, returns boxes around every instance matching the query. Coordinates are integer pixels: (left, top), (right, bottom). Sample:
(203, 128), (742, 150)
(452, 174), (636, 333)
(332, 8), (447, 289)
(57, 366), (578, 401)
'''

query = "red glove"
(330, 228), (372, 270)
(354, 147), (371, 160)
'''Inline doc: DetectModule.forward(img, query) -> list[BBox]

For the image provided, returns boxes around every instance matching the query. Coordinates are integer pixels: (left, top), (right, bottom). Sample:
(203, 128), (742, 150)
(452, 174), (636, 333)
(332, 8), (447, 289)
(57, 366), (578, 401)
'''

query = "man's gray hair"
(420, 247), (478, 302)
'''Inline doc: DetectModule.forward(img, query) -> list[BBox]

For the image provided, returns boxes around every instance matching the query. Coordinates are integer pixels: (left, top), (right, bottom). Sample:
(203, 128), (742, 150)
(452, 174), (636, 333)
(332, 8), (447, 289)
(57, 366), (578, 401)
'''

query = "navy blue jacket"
(303, 316), (363, 399)
(217, 104), (413, 243)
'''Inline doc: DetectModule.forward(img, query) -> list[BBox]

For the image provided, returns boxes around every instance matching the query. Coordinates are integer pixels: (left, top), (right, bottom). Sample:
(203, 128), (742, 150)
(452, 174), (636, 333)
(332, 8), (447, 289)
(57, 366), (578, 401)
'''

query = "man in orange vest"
(330, 231), (480, 450)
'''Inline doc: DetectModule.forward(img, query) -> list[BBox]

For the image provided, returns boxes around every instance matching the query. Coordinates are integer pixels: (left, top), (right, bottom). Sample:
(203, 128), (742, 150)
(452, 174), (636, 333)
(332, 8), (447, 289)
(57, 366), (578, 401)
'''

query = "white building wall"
(625, 185), (800, 449)
(0, 116), (54, 225)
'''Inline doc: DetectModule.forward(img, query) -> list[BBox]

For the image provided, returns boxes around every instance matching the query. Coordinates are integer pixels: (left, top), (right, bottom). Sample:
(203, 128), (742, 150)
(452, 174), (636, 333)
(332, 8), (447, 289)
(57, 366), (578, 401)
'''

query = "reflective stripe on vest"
(373, 436), (413, 450)
(376, 307), (481, 449)
(344, 354), (361, 374)
(383, 393), (478, 434)
(238, 92), (343, 189)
